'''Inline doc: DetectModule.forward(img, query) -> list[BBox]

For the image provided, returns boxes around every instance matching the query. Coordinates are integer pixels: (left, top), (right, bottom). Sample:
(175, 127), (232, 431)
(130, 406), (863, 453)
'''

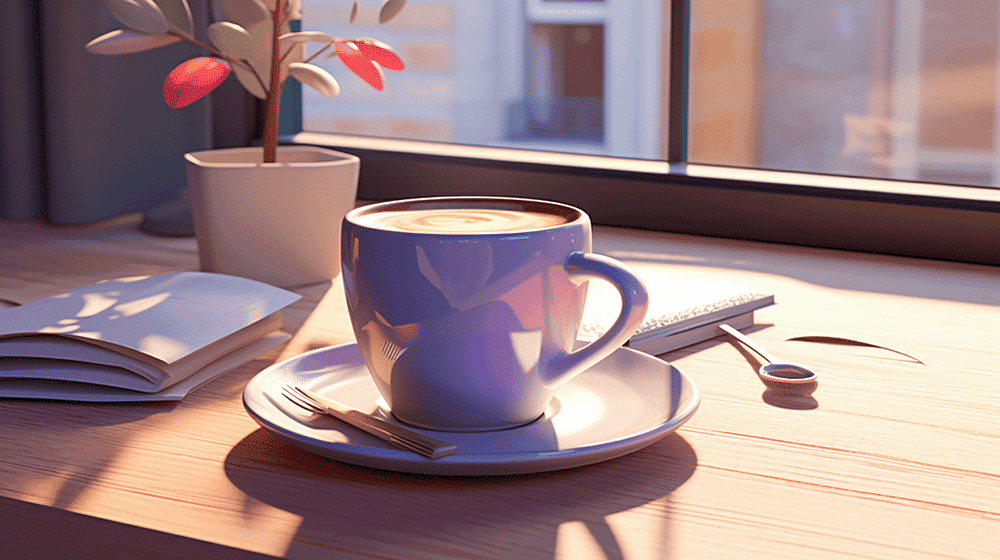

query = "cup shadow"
(224, 428), (698, 559)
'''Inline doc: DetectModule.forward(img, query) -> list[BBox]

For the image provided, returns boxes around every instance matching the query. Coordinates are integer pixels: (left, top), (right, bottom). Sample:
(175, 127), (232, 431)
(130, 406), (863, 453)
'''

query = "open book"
(0, 272), (301, 401)
(579, 272), (774, 356)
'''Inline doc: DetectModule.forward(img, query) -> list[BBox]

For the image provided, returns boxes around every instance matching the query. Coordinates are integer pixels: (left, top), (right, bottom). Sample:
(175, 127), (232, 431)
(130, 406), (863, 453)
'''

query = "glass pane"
(688, 0), (1000, 188)
(301, 1), (1000, 190)
(301, 1), (666, 159)
(508, 23), (604, 143)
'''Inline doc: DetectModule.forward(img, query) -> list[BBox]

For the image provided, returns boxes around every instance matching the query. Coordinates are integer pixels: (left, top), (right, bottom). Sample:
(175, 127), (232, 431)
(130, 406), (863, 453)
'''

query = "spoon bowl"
(758, 363), (818, 395)
(719, 324), (819, 396)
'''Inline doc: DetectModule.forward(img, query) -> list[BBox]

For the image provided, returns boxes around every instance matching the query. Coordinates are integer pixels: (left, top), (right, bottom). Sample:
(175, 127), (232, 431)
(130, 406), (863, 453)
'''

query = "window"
(510, 22), (605, 144)
(284, 0), (1000, 265)
(688, 0), (1000, 188)
(299, 0), (659, 157)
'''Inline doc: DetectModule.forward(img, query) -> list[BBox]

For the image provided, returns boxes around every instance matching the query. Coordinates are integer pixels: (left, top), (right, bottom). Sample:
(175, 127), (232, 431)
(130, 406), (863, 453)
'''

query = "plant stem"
(302, 42), (335, 65)
(263, 0), (287, 163)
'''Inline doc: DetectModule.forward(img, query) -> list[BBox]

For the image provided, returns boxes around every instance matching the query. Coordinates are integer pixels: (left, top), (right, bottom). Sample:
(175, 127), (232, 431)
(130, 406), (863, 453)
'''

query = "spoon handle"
(719, 324), (780, 364)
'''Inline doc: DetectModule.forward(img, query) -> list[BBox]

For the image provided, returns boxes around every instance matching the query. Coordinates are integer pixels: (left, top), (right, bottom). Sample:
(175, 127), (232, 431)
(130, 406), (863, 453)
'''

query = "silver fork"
(280, 384), (458, 459)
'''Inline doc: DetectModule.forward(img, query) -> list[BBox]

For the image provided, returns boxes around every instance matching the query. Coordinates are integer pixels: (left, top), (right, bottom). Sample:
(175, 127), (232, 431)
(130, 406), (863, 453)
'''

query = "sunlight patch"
(114, 292), (171, 317)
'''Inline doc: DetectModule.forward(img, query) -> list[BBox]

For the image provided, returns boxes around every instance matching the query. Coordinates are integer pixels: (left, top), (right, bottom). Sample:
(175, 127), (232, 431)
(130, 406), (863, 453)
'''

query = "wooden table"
(1, 214), (997, 559)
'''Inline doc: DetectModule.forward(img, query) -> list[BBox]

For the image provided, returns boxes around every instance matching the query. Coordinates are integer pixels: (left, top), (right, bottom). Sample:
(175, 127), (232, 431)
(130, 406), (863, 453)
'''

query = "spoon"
(719, 324), (819, 396)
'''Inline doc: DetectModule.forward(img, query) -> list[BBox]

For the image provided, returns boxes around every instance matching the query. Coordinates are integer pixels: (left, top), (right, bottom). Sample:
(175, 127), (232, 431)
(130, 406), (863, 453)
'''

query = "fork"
(280, 384), (458, 459)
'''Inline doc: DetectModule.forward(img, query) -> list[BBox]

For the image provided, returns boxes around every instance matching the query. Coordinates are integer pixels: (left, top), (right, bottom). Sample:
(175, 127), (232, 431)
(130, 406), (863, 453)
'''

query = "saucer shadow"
(225, 428), (698, 559)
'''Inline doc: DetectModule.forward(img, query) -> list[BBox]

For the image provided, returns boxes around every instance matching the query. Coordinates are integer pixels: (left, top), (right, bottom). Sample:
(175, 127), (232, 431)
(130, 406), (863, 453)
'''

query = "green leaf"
(208, 21), (255, 61)
(288, 62), (341, 97)
(214, 0), (270, 28)
(104, 0), (169, 34)
(379, 0), (407, 24)
(279, 31), (340, 45)
(232, 65), (267, 99)
(86, 29), (181, 55)
(151, 0), (193, 36)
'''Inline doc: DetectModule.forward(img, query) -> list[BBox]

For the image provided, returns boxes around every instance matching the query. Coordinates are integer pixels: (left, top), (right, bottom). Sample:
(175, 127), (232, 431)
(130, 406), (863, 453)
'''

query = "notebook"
(579, 272), (774, 356)
(0, 272), (301, 401)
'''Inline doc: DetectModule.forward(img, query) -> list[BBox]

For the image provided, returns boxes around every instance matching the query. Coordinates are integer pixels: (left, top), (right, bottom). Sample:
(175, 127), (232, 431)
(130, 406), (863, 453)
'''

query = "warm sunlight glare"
(242, 299), (267, 323)
(38, 324), (81, 334)
(76, 292), (120, 317)
(554, 520), (609, 560)
(114, 292), (171, 317)
(550, 388), (605, 436)
(139, 333), (190, 363)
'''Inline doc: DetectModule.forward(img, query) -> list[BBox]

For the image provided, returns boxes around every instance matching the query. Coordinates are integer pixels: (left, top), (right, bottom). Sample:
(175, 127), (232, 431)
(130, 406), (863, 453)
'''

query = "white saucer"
(243, 343), (699, 476)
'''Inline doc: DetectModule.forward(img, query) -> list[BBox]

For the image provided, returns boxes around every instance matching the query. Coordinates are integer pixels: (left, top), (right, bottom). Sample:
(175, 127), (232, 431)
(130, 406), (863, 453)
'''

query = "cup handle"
(543, 251), (649, 388)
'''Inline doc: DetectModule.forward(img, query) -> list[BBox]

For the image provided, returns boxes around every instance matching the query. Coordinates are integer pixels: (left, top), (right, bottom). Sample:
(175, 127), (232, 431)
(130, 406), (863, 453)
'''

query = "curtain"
(0, 2), (45, 219)
(0, 1), (256, 226)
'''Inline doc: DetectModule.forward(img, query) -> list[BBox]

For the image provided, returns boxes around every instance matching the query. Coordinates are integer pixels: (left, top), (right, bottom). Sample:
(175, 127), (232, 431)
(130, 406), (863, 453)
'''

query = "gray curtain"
(0, 2), (46, 219)
(0, 1), (256, 225)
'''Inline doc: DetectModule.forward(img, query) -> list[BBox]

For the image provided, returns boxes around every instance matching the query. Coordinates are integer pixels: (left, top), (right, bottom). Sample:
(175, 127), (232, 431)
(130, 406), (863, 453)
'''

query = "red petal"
(163, 57), (231, 109)
(336, 41), (383, 91)
(355, 41), (404, 71)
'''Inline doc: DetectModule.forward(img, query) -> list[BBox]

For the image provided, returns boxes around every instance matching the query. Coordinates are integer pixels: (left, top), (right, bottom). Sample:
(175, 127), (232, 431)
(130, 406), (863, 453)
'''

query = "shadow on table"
(597, 231), (1000, 307)
(225, 429), (698, 559)
(0, 400), (177, 510)
(722, 324), (820, 410)
(669, 323), (820, 410)
(762, 390), (818, 410)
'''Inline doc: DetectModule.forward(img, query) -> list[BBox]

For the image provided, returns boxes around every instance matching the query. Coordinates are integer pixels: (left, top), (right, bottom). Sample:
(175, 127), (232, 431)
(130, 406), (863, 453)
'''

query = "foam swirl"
(356, 208), (570, 233)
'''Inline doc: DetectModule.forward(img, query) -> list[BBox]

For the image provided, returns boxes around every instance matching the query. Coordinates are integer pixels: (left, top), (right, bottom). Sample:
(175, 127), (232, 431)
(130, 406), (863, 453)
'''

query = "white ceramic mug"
(342, 196), (648, 432)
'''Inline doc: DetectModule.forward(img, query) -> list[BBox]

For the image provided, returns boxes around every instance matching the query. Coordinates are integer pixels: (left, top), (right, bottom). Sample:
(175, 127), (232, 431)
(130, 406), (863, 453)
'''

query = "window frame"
(273, 0), (1000, 266)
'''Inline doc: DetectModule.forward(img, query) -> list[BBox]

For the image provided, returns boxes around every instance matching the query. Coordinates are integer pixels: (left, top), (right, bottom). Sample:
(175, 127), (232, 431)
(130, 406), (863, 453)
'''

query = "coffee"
(343, 196), (646, 431)
(354, 208), (572, 234)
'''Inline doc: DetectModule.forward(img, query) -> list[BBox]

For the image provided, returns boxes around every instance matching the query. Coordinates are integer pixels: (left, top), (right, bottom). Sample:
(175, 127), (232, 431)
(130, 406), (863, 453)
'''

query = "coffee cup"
(341, 196), (648, 432)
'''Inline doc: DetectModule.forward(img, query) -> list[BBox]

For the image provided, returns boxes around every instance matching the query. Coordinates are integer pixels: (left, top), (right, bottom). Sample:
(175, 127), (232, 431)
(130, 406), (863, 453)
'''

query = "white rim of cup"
(345, 196), (587, 235)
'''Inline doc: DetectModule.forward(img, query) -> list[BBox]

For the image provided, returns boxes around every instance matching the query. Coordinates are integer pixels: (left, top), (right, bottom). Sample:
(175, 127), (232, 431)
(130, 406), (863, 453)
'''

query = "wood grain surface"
(1, 214), (997, 559)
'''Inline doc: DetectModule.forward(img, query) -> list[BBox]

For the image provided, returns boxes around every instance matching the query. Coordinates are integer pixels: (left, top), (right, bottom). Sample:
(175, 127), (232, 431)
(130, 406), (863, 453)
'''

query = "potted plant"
(87, 0), (407, 286)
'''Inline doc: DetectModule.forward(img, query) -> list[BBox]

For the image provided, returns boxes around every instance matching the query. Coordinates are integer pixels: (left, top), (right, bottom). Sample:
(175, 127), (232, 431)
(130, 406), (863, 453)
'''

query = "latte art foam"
(356, 208), (571, 233)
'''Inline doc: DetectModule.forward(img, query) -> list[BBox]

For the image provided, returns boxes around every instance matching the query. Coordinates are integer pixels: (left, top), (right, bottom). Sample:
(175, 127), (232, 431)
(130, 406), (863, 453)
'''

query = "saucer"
(243, 343), (700, 476)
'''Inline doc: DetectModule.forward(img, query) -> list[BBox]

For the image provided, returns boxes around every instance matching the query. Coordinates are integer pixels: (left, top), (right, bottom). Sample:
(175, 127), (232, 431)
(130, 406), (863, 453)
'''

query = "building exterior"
(303, 0), (664, 159)
(305, 0), (1000, 188)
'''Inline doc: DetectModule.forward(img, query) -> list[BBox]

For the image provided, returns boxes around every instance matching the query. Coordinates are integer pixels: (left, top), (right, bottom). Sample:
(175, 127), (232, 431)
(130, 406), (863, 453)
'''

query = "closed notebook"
(579, 272), (774, 356)
(0, 272), (300, 401)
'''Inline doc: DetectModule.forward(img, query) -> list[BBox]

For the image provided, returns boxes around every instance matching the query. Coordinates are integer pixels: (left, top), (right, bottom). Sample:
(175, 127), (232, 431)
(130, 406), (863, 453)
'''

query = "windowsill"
(287, 132), (671, 174)
(284, 131), (1000, 266)
(288, 131), (1000, 207)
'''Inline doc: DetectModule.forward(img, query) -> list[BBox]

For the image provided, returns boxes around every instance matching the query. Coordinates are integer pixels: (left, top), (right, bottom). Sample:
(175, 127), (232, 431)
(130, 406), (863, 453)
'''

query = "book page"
(0, 336), (163, 382)
(0, 359), (161, 392)
(0, 272), (300, 364)
(0, 332), (290, 402)
(0, 311), (285, 390)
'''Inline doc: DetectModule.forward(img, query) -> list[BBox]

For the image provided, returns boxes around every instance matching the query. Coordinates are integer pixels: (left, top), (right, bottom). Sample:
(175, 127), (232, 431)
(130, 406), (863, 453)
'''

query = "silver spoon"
(719, 324), (819, 396)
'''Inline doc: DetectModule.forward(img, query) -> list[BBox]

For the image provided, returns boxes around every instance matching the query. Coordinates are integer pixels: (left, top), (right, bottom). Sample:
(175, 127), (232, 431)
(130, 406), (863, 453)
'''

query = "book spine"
(631, 311), (756, 356)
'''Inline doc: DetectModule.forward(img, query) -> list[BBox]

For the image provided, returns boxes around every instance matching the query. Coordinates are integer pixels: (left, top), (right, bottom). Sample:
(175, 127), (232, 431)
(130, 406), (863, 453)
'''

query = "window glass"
(688, 0), (1000, 188)
(511, 23), (605, 144)
(302, 0), (1000, 189)
(301, 0), (663, 159)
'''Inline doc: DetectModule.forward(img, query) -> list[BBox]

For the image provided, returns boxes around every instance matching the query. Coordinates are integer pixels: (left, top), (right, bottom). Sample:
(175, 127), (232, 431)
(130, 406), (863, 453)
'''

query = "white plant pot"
(184, 146), (359, 287)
